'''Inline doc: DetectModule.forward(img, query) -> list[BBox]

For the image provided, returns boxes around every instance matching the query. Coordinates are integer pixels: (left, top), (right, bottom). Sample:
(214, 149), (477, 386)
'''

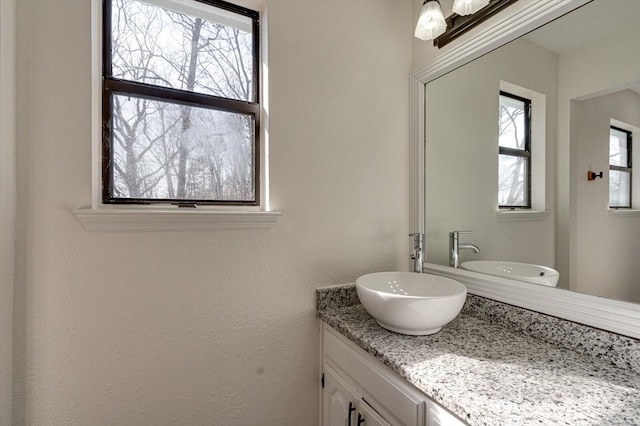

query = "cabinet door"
(358, 399), (392, 426)
(323, 364), (358, 426)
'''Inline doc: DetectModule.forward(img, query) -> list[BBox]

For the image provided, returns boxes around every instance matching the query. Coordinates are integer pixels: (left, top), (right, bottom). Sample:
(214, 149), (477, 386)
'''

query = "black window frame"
(609, 125), (633, 209)
(498, 90), (532, 209)
(102, 0), (261, 206)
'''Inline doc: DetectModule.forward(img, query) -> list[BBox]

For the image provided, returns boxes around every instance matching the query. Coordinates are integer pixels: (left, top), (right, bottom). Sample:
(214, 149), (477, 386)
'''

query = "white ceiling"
(523, 0), (640, 98)
(524, 0), (640, 54)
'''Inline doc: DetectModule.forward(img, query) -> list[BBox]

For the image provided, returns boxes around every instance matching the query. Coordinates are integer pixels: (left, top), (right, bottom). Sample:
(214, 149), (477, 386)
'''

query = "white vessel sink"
(355, 272), (467, 336)
(460, 260), (559, 287)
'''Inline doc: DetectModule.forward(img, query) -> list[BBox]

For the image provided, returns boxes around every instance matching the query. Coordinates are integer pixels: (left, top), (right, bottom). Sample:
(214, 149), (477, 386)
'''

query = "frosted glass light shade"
(452, 0), (490, 16)
(414, 0), (447, 41)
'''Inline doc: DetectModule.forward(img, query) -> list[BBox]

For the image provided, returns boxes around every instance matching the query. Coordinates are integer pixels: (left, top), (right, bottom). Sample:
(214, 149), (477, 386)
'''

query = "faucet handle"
(409, 232), (424, 242)
(450, 230), (473, 237)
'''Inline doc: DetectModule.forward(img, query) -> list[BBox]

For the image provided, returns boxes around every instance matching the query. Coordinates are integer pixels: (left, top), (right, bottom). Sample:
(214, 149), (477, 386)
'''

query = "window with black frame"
(498, 91), (531, 209)
(609, 126), (632, 209)
(103, 0), (260, 206)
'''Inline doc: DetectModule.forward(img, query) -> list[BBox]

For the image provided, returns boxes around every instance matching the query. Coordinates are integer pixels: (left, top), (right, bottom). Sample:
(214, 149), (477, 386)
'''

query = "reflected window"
(498, 91), (531, 208)
(609, 126), (632, 208)
(102, 0), (260, 205)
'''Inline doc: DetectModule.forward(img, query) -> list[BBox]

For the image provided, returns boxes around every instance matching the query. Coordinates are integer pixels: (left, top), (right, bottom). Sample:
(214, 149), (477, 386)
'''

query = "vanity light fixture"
(417, 0), (519, 48)
(414, 0), (447, 41)
(452, 0), (490, 16)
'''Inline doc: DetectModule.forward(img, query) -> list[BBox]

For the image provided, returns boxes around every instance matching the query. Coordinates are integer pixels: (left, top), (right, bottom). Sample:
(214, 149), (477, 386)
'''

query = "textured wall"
(12, 0), (412, 424)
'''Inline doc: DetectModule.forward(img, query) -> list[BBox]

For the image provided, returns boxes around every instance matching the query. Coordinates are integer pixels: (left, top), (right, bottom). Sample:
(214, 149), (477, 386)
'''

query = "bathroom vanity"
(317, 284), (640, 426)
(321, 323), (464, 426)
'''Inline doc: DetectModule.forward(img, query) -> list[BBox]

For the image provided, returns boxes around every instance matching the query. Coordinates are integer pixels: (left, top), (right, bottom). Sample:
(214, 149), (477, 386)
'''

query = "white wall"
(571, 90), (640, 303)
(425, 38), (556, 268)
(0, 0), (16, 424)
(12, 0), (412, 424)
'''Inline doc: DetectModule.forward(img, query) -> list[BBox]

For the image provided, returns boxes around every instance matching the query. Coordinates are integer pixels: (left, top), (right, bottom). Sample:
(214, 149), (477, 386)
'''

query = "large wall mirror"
(417, 0), (640, 337)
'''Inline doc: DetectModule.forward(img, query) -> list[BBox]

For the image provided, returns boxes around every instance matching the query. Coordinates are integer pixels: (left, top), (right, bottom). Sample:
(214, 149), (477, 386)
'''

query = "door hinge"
(321, 373), (325, 388)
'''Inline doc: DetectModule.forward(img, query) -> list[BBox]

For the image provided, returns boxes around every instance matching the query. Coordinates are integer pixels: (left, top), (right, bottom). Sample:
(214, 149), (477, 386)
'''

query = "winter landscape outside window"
(498, 91), (531, 209)
(102, 0), (260, 205)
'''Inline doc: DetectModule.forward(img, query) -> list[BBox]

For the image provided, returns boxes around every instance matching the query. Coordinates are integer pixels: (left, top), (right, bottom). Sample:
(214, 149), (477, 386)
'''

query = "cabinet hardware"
(348, 402), (355, 426)
(357, 413), (365, 425)
(321, 373), (324, 389)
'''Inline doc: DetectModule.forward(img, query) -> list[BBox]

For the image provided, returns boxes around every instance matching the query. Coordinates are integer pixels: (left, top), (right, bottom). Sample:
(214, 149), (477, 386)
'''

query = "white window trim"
(72, 207), (282, 232)
(495, 210), (553, 222)
(608, 209), (640, 217)
(0, 0), (16, 423)
(73, 0), (280, 232)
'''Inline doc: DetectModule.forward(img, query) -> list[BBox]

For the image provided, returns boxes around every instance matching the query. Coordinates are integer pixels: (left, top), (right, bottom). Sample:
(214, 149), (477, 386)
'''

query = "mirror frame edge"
(410, 0), (640, 339)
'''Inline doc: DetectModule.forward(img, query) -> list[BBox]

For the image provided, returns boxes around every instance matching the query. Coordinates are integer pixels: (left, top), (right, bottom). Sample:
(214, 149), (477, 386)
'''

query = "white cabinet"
(320, 323), (467, 426)
(321, 324), (423, 426)
(359, 399), (392, 426)
(323, 363), (391, 426)
(323, 364), (358, 426)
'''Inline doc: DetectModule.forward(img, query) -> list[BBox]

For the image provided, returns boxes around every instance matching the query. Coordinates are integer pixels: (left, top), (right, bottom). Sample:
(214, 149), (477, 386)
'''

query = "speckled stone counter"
(317, 285), (640, 426)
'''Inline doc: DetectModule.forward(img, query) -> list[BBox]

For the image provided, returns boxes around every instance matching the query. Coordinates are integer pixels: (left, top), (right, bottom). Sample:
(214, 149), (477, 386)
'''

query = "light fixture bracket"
(434, 0), (519, 48)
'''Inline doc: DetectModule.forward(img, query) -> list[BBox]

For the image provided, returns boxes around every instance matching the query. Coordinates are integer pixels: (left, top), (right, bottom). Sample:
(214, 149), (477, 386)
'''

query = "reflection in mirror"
(572, 89), (640, 303)
(425, 0), (640, 304)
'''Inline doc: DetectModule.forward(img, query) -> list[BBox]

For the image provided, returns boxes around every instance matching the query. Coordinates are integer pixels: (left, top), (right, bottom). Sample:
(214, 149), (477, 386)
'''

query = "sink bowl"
(356, 272), (467, 336)
(460, 260), (559, 287)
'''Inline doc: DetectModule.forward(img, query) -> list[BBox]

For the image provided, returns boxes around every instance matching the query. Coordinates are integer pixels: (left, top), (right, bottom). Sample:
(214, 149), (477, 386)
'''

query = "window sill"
(495, 210), (553, 222)
(608, 209), (640, 217)
(72, 207), (282, 232)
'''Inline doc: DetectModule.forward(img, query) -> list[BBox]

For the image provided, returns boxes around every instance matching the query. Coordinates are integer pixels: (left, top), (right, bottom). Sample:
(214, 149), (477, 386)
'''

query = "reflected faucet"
(449, 231), (479, 268)
(409, 233), (424, 273)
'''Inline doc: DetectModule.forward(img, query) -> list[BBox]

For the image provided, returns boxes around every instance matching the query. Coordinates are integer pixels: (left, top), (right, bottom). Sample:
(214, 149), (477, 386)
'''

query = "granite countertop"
(317, 286), (640, 426)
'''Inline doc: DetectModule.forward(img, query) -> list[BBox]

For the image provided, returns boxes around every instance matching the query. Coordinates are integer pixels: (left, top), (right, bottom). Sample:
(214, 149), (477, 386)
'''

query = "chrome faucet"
(409, 233), (424, 273)
(449, 231), (479, 268)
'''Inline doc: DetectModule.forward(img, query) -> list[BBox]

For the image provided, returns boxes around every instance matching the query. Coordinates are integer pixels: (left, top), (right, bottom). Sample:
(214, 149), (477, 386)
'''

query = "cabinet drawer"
(323, 325), (424, 426)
